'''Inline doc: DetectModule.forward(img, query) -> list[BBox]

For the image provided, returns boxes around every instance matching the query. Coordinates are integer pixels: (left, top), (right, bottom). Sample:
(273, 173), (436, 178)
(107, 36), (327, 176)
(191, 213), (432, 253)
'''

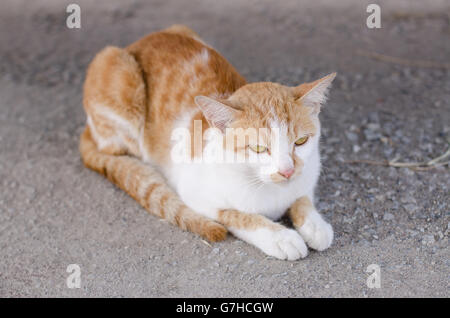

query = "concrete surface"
(0, 0), (448, 297)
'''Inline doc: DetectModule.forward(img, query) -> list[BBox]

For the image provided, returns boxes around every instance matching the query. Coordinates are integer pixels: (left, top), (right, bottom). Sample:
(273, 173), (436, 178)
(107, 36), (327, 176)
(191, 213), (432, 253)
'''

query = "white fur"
(94, 103), (139, 139)
(87, 115), (122, 150)
(184, 49), (209, 90)
(160, 108), (332, 260)
(87, 103), (140, 154)
(232, 227), (308, 260)
(297, 208), (333, 251)
(269, 121), (294, 175)
(166, 143), (320, 221)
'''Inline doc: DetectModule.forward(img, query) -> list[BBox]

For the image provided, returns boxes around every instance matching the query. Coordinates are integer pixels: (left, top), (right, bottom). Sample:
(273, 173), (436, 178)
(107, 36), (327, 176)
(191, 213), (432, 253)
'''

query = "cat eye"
(295, 136), (309, 146)
(249, 145), (267, 153)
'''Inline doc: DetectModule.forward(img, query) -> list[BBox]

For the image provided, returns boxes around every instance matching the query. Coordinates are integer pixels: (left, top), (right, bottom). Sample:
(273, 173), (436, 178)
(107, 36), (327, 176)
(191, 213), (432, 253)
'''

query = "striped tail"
(79, 127), (227, 242)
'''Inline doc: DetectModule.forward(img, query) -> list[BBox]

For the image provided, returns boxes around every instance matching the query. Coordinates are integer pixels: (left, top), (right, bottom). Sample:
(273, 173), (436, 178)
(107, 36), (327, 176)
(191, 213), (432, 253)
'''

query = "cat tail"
(79, 127), (227, 242)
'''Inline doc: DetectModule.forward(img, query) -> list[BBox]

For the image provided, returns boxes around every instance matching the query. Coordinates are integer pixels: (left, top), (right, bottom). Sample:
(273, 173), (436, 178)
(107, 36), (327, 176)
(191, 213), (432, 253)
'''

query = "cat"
(80, 25), (335, 260)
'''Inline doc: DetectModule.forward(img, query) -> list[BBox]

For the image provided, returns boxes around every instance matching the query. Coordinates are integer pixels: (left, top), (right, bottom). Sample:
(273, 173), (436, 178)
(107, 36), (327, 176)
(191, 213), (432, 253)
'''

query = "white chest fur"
(165, 147), (321, 221)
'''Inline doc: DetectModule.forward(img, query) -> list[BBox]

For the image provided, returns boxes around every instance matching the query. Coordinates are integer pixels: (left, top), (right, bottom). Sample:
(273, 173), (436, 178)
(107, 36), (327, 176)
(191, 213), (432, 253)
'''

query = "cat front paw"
(297, 211), (333, 251)
(258, 228), (308, 260)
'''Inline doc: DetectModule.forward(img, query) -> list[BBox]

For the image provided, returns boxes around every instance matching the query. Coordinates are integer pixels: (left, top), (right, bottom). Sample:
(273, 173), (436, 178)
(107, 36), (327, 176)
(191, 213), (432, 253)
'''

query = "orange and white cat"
(80, 25), (335, 260)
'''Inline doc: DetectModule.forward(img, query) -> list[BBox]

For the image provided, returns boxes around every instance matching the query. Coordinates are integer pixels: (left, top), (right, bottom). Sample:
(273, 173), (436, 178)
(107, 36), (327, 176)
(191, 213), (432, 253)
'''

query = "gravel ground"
(0, 0), (448, 297)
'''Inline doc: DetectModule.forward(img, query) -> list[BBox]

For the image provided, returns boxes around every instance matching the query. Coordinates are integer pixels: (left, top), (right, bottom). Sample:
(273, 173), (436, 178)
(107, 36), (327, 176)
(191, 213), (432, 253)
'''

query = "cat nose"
(279, 167), (295, 179)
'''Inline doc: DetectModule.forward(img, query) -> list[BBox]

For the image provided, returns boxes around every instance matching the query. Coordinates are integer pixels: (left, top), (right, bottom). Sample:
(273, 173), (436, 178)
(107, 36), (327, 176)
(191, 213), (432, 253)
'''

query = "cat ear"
(293, 72), (336, 113)
(194, 96), (241, 132)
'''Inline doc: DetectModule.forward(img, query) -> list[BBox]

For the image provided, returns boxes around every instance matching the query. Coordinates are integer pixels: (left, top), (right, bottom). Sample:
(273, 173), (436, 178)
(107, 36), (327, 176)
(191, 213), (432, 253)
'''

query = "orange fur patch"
(288, 196), (314, 228)
(218, 209), (283, 231)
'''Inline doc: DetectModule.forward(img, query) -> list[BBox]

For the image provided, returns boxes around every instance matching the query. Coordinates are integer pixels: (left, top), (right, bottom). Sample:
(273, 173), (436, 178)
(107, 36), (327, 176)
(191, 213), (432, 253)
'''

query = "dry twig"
(356, 49), (450, 69)
(346, 148), (450, 171)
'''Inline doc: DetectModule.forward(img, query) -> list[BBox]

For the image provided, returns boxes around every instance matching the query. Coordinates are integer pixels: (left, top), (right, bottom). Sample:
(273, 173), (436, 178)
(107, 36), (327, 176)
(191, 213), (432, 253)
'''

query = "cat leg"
(83, 46), (146, 158)
(217, 210), (308, 260)
(80, 127), (227, 242)
(288, 196), (333, 251)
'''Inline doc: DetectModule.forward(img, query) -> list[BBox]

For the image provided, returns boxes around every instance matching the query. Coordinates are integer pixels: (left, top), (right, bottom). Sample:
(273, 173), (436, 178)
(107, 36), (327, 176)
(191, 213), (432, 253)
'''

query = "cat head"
(195, 73), (336, 184)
